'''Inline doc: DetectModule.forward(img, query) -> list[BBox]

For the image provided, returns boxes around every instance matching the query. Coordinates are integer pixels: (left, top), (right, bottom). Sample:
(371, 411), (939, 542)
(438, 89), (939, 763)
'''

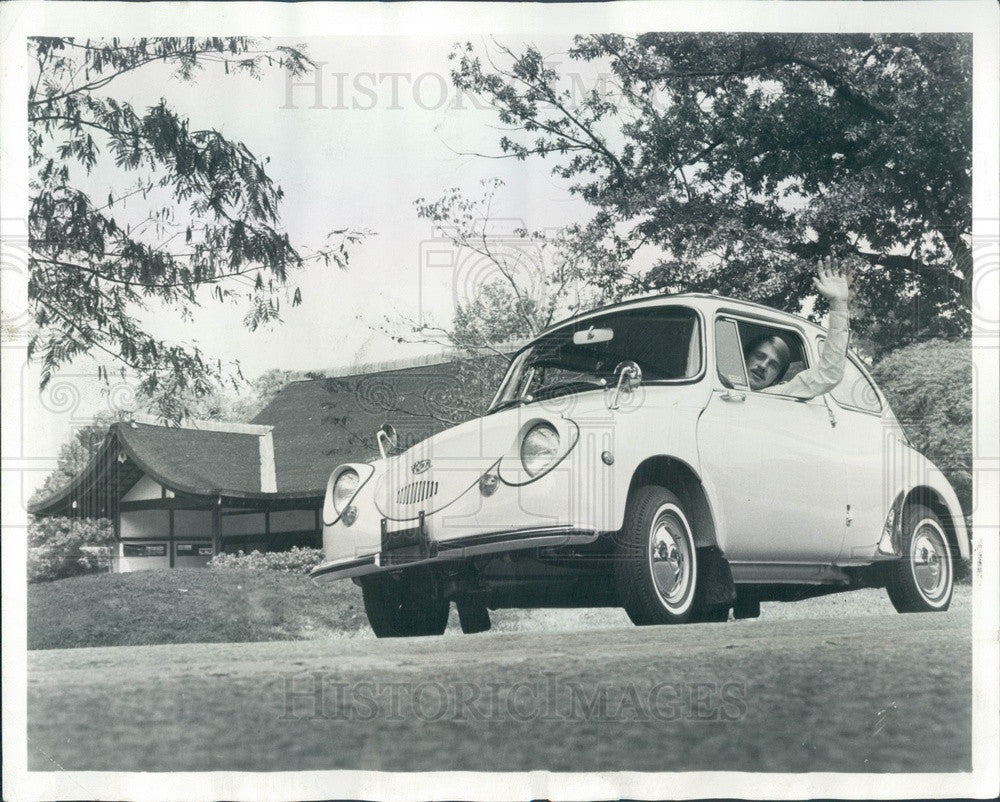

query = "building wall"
(122, 475), (163, 502)
(174, 510), (212, 538)
(269, 509), (316, 533)
(118, 507), (170, 572)
(115, 471), (320, 572)
(221, 512), (267, 536)
(172, 541), (213, 568)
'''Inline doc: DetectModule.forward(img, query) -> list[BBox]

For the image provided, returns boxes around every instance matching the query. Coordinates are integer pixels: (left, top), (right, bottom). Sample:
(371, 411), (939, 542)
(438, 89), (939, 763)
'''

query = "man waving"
(744, 256), (852, 398)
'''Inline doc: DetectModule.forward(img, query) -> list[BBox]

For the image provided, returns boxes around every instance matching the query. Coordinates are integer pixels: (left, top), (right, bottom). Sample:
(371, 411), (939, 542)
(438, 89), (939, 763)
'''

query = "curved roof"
(29, 422), (282, 516)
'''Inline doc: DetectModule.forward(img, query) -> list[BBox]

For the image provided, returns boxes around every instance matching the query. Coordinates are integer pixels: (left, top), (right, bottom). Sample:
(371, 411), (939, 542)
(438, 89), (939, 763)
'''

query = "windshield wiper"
(488, 397), (532, 414)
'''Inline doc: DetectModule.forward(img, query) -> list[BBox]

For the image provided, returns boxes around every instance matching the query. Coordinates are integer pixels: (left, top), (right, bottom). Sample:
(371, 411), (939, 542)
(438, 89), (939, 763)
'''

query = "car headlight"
(332, 469), (360, 514)
(520, 423), (561, 477)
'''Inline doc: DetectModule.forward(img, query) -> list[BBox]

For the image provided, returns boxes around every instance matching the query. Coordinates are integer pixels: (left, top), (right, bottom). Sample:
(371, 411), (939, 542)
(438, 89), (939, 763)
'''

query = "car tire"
(616, 486), (701, 625)
(361, 572), (450, 637)
(885, 503), (954, 613)
(692, 603), (730, 623)
(456, 601), (491, 634)
(732, 595), (761, 620)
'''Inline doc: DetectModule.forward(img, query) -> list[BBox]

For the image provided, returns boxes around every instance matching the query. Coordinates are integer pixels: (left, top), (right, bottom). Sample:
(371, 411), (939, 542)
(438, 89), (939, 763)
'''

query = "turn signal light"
(479, 473), (499, 497)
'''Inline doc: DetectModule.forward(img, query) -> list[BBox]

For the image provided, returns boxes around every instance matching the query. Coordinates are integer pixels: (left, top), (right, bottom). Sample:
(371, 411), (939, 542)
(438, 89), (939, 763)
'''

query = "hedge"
(28, 516), (115, 583)
(208, 546), (323, 574)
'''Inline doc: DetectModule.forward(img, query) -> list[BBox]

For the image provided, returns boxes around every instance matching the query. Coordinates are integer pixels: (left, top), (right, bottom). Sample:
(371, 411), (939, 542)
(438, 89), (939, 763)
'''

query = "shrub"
(871, 338), (972, 513)
(28, 516), (115, 583)
(208, 546), (323, 574)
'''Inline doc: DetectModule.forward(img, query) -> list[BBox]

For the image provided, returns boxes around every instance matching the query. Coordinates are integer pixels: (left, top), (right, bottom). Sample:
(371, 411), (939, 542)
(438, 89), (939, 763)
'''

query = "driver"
(745, 256), (852, 399)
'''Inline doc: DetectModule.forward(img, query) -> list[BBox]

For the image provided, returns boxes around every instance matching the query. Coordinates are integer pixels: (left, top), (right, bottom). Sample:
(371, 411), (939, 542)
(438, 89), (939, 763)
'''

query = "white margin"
(1, 1), (998, 800)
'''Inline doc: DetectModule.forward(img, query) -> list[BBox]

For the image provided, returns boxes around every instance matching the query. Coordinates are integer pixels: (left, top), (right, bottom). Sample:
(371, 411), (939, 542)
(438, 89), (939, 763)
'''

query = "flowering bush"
(28, 516), (115, 583)
(209, 546), (323, 574)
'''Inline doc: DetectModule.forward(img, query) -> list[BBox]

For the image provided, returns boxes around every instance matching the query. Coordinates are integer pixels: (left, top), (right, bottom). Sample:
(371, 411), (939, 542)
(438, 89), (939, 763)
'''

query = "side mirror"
(376, 423), (398, 459)
(609, 360), (643, 409)
(614, 360), (642, 392)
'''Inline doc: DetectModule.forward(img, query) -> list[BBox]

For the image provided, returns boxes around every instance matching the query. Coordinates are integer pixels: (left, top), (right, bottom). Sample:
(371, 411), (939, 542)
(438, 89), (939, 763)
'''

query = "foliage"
(225, 368), (302, 421)
(28, 416), (116, 505)
(451, 34), (972, 354)
(412, 179), (595, 342)
(209, 546), (323, 574)
(27, 516), (115, 583)
(872, 339), (972, 512)
(28, 37), (367, 420)
(390, 179), (606, 420)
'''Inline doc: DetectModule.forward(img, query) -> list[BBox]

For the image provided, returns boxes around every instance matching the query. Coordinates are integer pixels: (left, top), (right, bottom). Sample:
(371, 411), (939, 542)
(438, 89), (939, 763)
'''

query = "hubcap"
(649, 505), (694, 612)
(910, 520), (952, 604)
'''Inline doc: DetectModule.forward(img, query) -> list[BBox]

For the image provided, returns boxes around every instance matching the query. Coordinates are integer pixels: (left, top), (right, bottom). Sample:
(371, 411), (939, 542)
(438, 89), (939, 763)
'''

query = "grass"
(28, 567), (974, 650)
(27, 568), (368, 650)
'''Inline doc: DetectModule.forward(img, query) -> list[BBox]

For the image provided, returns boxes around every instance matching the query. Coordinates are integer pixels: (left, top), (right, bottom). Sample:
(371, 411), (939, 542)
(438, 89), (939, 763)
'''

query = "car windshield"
(490, 306), (701, 411)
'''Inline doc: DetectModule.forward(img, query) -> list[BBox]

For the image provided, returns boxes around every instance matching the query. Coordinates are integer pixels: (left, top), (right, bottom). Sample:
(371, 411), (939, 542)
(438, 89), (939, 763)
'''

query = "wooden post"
(212, 501), (222, 556)
(168, 509), (175, 569)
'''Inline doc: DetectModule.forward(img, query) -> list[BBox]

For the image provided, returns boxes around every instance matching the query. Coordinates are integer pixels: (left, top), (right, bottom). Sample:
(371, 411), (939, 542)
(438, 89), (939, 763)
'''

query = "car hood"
(372, 401), (584, 520)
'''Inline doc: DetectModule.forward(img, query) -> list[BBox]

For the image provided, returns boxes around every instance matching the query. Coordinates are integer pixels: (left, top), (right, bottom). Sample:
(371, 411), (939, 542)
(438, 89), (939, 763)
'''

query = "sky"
(96, 35), (601, 375)
(15, 34), (613, 496)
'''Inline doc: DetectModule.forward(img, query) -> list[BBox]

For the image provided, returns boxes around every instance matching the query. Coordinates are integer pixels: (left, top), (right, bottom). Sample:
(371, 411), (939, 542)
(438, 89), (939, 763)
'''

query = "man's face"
(746, 341), (785, 390)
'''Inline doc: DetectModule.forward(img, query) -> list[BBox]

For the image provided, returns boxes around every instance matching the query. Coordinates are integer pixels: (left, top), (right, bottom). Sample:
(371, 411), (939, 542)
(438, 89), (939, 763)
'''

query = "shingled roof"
(252, 356), (486, 494)
(121, 422), (265, 495)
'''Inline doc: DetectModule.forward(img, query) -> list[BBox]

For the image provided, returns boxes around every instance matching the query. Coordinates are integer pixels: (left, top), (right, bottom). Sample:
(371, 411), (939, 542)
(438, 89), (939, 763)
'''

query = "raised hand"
(812, 256), (851, 309)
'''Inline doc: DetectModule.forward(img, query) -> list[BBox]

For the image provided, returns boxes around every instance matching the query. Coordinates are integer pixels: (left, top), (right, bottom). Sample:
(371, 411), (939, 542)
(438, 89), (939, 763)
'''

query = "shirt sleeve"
(761, 305), (850, 400)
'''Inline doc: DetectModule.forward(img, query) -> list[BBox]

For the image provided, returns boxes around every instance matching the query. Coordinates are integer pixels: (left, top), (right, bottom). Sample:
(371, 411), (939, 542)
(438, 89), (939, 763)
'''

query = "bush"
(871, 338), (972, 513)
(209, 546), (323, 574)
(28, 516), (115, 583)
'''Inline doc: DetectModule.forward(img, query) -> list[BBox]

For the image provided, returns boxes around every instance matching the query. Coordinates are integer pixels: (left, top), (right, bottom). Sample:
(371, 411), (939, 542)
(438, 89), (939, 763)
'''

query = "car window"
(829, 353), (883, 413)
(715, 318), (749, 389)
(492, 307), (702, 409)
(716, 315), (809, 394)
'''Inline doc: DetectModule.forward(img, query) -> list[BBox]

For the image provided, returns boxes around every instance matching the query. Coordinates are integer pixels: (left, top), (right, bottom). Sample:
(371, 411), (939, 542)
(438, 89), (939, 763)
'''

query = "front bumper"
(310, 525), (600, 584)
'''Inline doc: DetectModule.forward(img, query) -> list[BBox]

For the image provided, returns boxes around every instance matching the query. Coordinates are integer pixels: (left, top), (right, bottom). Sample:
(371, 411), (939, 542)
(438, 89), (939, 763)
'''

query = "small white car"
(312, 294), (969, 637)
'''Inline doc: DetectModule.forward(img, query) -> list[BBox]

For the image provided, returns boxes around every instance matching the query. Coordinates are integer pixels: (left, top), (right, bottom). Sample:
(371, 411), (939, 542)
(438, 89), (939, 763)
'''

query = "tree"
(28, 37), (367, 419)
(384, 179), (604, 419)
(871, 339), (972, 514)
(29, 415), (119, 505)
(451, 34), (972, 354)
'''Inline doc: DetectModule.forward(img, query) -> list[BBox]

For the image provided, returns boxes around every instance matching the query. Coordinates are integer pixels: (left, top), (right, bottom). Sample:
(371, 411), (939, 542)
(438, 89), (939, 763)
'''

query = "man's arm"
(762, 257), (852, 400)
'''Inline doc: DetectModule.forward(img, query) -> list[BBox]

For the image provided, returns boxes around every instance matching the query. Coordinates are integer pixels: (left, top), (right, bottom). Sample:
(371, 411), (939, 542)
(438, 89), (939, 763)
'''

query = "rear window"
(830, 356), (883, 413)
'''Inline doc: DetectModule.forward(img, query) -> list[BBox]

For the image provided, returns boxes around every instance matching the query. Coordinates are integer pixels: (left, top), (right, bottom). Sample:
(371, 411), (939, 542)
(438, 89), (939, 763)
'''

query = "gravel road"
(28, 589), (971, 773)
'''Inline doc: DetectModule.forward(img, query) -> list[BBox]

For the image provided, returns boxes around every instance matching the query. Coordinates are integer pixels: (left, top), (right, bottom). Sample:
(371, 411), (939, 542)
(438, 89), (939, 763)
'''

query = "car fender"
(601, 393), (713, 539)
(878, 453), (970, 560)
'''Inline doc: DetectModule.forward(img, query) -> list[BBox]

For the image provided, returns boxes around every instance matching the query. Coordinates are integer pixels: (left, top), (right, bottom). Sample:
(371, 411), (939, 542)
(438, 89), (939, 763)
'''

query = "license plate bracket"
(380, 511), (436, 565)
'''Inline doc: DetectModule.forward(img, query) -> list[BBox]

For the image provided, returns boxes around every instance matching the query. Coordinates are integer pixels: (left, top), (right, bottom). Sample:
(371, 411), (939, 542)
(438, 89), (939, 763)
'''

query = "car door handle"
(721, 390), (747, 402)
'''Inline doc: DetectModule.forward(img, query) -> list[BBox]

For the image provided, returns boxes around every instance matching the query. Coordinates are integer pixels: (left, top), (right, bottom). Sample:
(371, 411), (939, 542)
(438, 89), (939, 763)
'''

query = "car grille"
(396, 480), (439, 505)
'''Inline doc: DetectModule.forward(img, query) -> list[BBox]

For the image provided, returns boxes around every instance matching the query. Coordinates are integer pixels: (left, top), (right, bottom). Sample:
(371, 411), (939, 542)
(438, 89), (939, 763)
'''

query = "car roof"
(536, 292), (825, 339)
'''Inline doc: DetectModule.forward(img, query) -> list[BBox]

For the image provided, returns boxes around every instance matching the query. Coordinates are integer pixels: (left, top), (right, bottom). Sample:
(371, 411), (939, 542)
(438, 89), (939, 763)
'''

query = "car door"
(824, 349), (894, 561)
(698, 315), (846, 562)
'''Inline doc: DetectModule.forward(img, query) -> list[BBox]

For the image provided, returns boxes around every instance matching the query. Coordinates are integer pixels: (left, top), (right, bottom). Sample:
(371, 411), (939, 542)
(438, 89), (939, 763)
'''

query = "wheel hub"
(649, 514), (691, 606)
(911, 527), (949, 600)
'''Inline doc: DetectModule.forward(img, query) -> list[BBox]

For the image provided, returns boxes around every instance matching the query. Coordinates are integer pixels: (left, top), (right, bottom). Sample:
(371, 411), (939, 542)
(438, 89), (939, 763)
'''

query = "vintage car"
(311, 293), (969, 637)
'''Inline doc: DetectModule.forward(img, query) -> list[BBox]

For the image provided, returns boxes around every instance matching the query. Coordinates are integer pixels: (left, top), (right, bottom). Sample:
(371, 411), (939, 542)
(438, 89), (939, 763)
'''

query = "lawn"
(27, 567), (973, 650)
(27, 568), (368, 650)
